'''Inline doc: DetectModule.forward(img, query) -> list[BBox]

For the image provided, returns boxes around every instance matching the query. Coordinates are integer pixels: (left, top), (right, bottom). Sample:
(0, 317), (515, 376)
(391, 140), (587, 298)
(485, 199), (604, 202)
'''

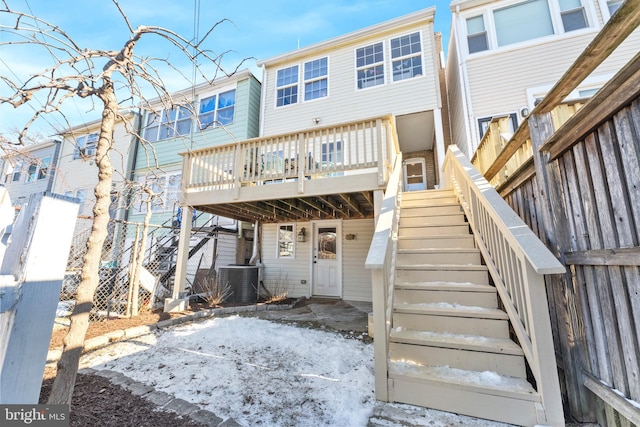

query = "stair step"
(393, 303), (509, 337)
(396, 265), (489, 285)
(401, 204), (462, 217)
(389, 330), (526, 377)
(399, 214), (466, 227)
(398, 223), (470, 237)
(398, 235), (476, 250)
(394, 281), (497, 307)
(401, 189), (455, 200)
(401, 198), (458, 208)
(388, 362), (540, 425)
(394, 302), (508, 319)
(396, 248), (481, 265)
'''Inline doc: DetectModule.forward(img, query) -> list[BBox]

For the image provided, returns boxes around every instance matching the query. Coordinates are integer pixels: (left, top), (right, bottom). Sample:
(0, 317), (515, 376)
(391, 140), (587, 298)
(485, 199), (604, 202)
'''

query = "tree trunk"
(131, 193), (153, 316)
(48, 83), (117, 405)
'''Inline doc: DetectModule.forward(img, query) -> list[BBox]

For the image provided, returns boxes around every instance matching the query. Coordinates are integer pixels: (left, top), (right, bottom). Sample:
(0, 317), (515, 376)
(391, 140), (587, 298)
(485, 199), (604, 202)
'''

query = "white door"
(403, 158), (427, 191)
(312, 221), (342, 297)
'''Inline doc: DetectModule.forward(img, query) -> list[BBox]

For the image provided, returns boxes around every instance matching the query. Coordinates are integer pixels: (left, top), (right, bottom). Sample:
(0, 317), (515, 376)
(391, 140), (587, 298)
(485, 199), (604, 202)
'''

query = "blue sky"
(0, 0), (452, 139)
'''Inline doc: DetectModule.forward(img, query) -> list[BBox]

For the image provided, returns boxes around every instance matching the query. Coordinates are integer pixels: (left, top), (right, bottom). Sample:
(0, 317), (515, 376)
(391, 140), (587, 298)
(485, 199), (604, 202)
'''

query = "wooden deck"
(180, 116), (399, 222)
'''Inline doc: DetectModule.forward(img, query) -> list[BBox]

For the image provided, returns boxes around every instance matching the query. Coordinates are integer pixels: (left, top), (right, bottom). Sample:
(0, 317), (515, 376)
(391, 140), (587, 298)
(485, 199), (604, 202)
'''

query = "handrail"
(443, 145), (565, 425)
(365, 152), (403, 402)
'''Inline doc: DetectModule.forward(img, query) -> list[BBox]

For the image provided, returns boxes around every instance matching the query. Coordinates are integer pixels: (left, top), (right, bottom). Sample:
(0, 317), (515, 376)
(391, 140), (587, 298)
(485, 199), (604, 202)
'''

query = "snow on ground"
(80, 316), (513, 426)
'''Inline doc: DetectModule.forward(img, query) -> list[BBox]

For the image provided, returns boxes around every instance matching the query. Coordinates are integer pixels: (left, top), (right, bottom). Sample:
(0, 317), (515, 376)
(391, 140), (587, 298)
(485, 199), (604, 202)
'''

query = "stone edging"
(47, 296), (306, 363)
(79, 367), (242, 427)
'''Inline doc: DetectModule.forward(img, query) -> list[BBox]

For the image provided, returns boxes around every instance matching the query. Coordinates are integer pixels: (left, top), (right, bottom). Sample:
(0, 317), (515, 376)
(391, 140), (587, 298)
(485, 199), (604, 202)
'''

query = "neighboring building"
(175, 7), (446, 303)
(51, 112), (139, 235)
(0, 139), (61, 207)
(130, 70), (263, 290)
(446, 0), (640, 157)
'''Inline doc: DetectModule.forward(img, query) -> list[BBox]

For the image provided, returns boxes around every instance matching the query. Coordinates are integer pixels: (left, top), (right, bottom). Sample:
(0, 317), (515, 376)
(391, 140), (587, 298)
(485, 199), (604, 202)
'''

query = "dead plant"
(264, 272), (290, 303)
(198, 276), (232, 307)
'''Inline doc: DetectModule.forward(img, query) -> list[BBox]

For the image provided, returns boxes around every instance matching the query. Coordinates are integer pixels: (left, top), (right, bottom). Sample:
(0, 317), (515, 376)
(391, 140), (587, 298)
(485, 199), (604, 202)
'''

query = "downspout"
(46, 138), (63, 193)
(249, 220), (259, 265)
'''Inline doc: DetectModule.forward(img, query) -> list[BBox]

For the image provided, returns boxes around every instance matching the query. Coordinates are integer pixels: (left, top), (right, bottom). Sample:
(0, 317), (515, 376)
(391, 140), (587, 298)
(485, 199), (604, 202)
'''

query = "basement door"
(312, 221), (342, 297)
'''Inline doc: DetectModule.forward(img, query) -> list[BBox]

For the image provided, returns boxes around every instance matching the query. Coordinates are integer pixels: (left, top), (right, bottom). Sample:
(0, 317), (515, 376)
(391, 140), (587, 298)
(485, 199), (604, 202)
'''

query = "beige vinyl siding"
(445, 30), (472, 157)
(245, 75), (262, 138)
(2, 143), (58, 206)
(342, 218), (375, 302)
(261, 219), (375, 301)
(465, 28), (640, 139)
(261, 222), (312, 298)
(53, 120), (136, 218)
(261, 22), (440, 136)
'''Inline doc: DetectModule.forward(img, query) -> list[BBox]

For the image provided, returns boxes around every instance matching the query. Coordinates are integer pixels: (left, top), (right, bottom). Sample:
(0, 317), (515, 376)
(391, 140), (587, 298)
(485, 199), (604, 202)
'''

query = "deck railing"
(443, 145), (566, 426)
(364, 152), (403, 402)
(470, 100), (584, 189)
(182, 116), (398, 194)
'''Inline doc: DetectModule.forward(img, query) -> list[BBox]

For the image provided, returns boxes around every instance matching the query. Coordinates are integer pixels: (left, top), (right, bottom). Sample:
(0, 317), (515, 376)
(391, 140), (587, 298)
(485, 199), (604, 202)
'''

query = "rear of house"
(176, 7), (446, 304)
(446, 0), (640, 157)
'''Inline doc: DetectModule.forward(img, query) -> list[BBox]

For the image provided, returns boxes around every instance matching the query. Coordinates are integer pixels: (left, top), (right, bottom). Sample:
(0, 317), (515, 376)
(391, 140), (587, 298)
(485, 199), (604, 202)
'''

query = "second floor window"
(198, 89), (236, 129)
(38, 156), (50, 180)
(73, 133), (98, 159)
(11, 159), (23, 182)
(276, 65), (299, 106)
(391, 32), (423, 82)
(26, 160), (38, 182)
(558, 0), (587, 32)
(143, 106), (192, 142)
(356, 42), (384, 89)
(304, 58), (328, 101)
(607, 0), (623, 15)
(494, 0), (554, 47)
(467, 16), (489, 54)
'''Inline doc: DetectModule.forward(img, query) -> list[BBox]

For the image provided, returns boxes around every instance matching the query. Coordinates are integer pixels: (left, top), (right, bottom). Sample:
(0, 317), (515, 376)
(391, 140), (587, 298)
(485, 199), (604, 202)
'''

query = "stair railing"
(442, 145), (565, 426)
(365, 152), (403, 401)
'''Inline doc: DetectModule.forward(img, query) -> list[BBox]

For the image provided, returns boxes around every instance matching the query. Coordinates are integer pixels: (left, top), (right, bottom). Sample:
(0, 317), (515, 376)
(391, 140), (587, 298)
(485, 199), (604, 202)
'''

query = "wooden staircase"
(388, 189), (544, 426)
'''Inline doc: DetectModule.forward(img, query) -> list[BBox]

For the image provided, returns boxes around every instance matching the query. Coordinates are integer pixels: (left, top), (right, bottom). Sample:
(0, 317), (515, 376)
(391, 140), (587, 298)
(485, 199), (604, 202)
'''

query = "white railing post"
(376, 119), (385, 186)
(297, 132), (305, 194)
(233, 143), (242, 200)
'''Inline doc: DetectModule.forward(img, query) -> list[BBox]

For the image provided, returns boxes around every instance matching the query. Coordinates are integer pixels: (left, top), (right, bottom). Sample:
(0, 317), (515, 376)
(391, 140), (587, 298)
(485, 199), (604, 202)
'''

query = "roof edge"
(257, 7), (436, 67)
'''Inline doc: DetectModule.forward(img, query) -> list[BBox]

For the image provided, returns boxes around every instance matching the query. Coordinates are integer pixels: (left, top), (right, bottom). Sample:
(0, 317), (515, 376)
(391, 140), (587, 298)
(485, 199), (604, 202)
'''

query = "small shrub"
(198, 276), (232, 307)
(264, 272), (290, 303)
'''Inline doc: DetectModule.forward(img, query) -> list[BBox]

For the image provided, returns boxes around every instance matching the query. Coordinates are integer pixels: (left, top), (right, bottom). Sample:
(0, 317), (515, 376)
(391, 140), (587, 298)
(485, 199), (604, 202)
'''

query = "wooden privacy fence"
(470, 2), (640, 425)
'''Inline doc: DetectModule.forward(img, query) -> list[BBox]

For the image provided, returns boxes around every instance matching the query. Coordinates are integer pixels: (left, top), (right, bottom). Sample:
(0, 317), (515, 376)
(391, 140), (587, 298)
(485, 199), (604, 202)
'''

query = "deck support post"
(165, 205), (193, 312)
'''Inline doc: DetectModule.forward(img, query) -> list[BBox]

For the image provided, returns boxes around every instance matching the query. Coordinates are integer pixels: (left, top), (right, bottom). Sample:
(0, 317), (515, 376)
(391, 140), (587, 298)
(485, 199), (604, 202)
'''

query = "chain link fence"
(58, 214), (239, 322)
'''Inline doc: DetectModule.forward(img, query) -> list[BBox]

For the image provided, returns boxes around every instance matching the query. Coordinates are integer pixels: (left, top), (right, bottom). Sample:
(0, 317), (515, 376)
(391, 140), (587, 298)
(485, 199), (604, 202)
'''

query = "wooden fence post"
(529, 113), (594, 421)
(0, 193), (79, 404)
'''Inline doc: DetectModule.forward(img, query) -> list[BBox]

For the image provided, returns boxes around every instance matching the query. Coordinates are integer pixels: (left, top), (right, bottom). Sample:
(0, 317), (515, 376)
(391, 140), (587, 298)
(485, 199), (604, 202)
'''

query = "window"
(607, 0), (623, 15)
(26, 160), (38, 182)
(134, 172), (182, 214)
(143, 105), (193, 142)
(198, 89), (236, 129)
(356, 42), (385, 89)
(304, 58), (328, 101)
(73, 133), (98, 159)
(38, 156), (50, 180)
(559, 0), (587, 31)
(276, 65), (299, 106)
(478, 113), (518, 139)
(321, 141), (342, 164)
(466, 16), (489, 53)
(11, 159), (23, 183)
(277, 224), (294, 258)
(391, 32), (423, 82)
(493, 0), (554, 47)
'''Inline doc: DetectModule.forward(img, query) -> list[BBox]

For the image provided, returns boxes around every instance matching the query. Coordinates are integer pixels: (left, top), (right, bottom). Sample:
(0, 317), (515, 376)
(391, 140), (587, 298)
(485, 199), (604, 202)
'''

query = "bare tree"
(0, 0), (243, 403)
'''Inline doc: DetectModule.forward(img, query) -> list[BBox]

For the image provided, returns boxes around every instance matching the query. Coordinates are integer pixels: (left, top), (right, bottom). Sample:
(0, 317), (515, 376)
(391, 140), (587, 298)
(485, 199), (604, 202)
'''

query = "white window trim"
(197, 84), (238, 130)
(276, 223), (296, 259)
(461, 0), (597, 58)
(274, 65), (300, 108)
(303, 56), (330, 102)
(389, 30), (426, 85)
(525, 72), (615, 108)
(354, 41), (386, 91)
